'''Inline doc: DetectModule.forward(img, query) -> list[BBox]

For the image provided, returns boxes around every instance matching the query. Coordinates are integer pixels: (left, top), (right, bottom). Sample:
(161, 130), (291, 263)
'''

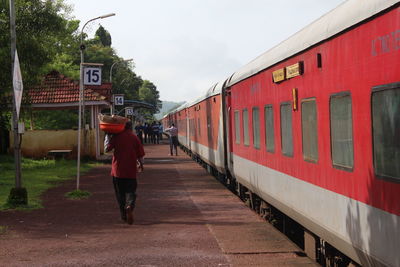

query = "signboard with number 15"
(84, 67), (102, 85)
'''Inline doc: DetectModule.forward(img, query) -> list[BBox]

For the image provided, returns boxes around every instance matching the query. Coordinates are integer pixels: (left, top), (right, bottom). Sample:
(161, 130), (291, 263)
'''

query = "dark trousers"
(170, 136), (178, 155)
(153, 132), (159, 144)
(112, 177), (137, 220)
(137, 132), (143, 144)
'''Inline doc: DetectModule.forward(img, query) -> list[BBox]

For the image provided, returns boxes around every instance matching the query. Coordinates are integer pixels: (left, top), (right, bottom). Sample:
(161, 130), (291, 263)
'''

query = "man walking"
(165, 123), (178, 156)
(105, 121), (145, 224)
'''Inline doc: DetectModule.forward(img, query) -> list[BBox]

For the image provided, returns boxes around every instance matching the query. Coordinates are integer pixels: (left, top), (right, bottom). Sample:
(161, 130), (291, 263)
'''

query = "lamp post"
(76, 13), (115, 190)
(109, 58), (133, 83)
(109, 58), (133, 114)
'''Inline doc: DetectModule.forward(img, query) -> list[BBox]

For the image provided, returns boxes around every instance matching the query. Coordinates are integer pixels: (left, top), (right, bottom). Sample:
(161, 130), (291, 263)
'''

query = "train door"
(187, 108), (192, 151)
(224, 88), (234, 172)
(185, 108), (189, 148)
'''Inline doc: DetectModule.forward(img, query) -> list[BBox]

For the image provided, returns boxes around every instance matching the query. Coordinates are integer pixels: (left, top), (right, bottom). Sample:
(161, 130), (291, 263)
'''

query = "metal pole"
(9, 0), (22, 188)
(80, 25), (88, 159)
(109, 62), (117, 83)
(95, 106), (100, 159)
(77, 18), (95, 191)
(76, 62), (83, 191)
(76, 13), (115, 190)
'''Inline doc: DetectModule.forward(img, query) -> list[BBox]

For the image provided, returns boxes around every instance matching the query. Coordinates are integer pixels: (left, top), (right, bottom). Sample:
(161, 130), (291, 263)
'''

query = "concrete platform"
(136, 143), (317, 266)
(0, 142), (316, 266)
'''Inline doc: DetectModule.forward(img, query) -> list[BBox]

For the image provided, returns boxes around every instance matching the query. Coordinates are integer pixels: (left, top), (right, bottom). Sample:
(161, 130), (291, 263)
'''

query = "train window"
(252, 107), (260, 149)
(234, 111), (240, 144)
(243, 109), (249, 146)
(280, 102), (293, 157)
(372, 83), (400, 182)
(301, 98), (318, 162)
(330, 93), (354, 171)
(265, 105), (275, 153)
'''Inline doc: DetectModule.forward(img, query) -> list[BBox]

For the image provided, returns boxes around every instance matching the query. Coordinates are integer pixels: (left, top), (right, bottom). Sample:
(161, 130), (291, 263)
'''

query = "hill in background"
(154, 100), (185, 120)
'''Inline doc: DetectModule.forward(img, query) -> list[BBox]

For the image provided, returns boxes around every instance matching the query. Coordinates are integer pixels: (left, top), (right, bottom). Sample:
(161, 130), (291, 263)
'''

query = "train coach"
(162, 0), (400, 266)
(162, 102), (189, 148)
(184, 82), (226, 174)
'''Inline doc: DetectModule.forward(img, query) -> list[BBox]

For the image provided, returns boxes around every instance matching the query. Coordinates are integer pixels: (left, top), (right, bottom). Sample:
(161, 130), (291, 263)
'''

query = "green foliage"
(65, 189), (91, 200)
(44, 52), (80, 81)
(139, 80), (162, 113)
(0, 0), (78, 90)
(85, 44), (116, 82)
(0, 154), (98, 210)
(95, 25), (112, 47)
(0, 0), (80, 128)
(0, 0), (161, 131)
(25, 109), (79, 130)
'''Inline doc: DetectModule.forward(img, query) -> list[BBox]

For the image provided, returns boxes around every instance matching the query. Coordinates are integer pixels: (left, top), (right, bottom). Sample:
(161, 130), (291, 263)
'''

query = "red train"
(162, 1), (400, 266)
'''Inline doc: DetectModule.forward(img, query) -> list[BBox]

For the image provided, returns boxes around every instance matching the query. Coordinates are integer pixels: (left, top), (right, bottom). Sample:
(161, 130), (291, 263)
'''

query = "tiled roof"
(86, 83), (113, 102)
(28, 71), (112, 104)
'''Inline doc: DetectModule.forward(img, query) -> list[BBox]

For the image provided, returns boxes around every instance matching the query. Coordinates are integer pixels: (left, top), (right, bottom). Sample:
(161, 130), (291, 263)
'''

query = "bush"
(7, 187), (28, 207)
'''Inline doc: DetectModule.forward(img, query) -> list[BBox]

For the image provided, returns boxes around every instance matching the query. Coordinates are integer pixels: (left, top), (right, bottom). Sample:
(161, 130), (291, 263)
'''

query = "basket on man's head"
(98, 114), (129, 134)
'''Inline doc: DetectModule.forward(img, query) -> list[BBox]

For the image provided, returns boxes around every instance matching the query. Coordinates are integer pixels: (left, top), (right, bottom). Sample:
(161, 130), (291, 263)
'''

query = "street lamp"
(79, 13), (116, 63)
(110, 58), (133, 114)
(109, 58), (133, 83)
(79, 13), (116, 127)
(76, 13), (115, 190)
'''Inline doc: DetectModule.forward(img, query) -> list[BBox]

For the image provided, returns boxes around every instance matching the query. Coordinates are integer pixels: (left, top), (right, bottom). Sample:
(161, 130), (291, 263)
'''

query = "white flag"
(13, 50), (23, 119)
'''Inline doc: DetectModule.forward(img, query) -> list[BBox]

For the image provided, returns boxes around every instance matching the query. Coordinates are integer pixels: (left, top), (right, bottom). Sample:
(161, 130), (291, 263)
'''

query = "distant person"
(134, 122), (144, 144)
(104, 121), (145, 225)
(152, 122), (160, 144)
(143, 123), (149, 143)
(158, 122), (163, 141)
(165, 123), (178, 156)
(148, 123), (154, 144)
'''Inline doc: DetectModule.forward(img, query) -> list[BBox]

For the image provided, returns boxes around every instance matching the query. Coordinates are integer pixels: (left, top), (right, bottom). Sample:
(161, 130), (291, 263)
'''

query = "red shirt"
(107, 129), (145, 178)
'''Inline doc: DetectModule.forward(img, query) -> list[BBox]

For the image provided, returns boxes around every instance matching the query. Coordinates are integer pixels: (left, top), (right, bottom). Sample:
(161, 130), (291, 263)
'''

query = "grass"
(0, 225), (7, 235)
(0, 155), (99, 210)
(65, 189), (91, 200)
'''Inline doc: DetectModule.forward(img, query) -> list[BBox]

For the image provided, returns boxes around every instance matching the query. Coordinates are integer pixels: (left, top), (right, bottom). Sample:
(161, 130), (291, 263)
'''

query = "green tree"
(27, 110), (79, 130)
(111, 64), (142, 100)
(84, 26), (145, 104)
(0, 0), (78, 90)
(95, 25), (111, 47)
(139, 80), (162, 113)
(0, 0), (78, 134)
(0, 3), (160, 134)
(43, 18), (81, 80)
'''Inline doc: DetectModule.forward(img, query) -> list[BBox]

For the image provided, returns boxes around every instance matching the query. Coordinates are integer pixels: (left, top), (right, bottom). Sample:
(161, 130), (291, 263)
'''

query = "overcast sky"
(66, 0), (346, 102)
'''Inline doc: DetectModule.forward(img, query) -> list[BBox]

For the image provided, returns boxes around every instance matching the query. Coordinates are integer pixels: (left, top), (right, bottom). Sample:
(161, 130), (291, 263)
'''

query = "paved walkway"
(0, 142), (315, 266)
